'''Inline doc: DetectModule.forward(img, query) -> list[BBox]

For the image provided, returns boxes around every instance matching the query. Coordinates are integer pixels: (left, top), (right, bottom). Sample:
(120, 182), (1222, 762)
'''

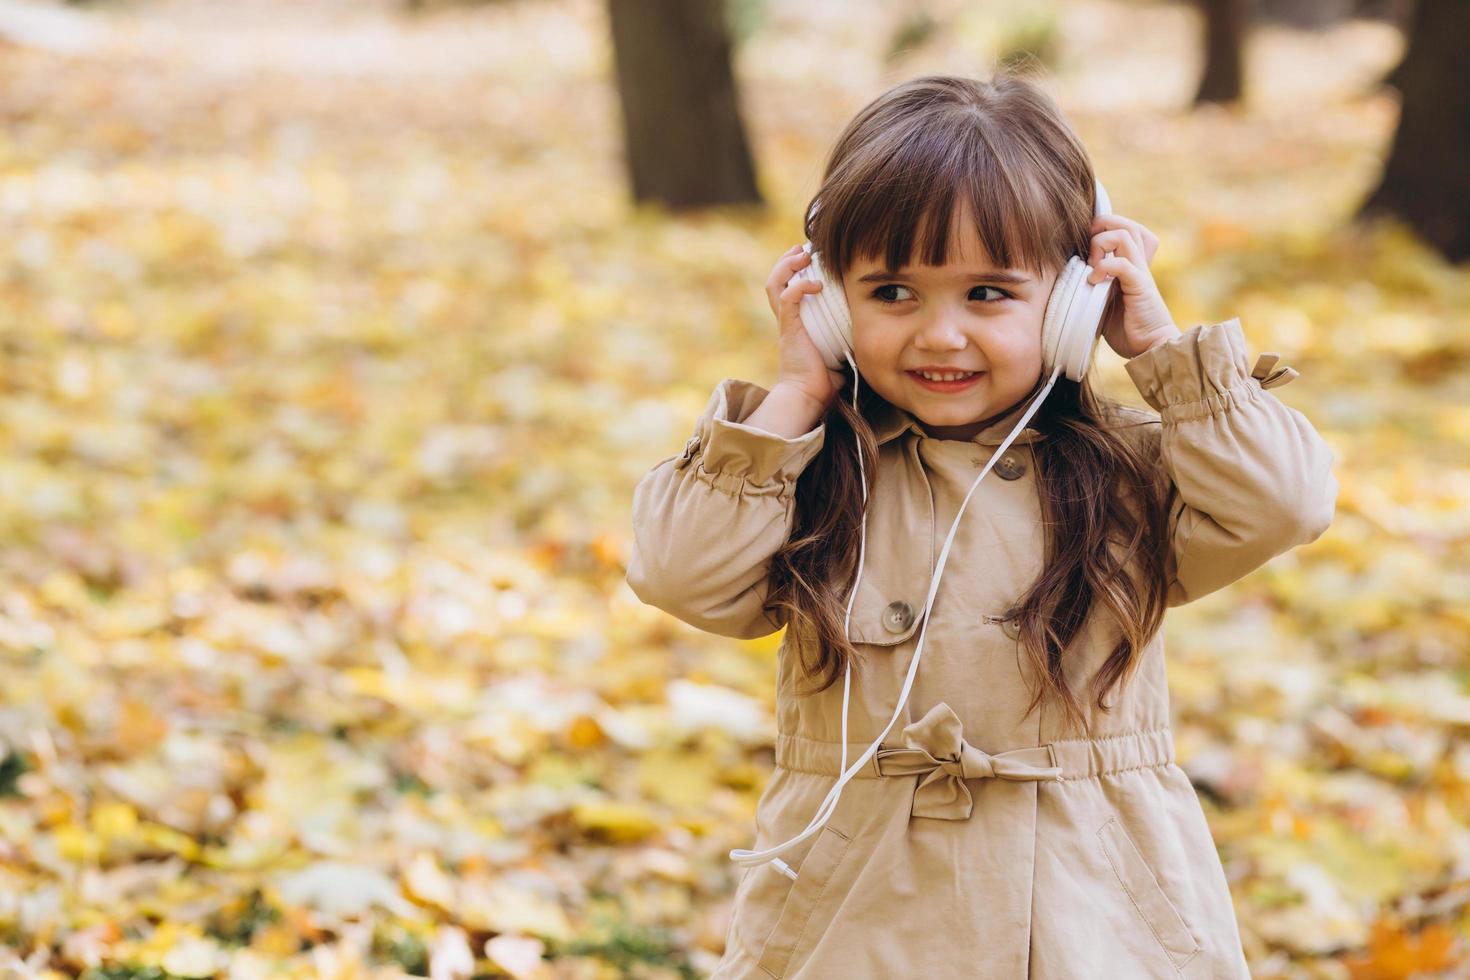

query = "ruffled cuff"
(1124, 318), (1296, 424)
(671, 379), (826, 493)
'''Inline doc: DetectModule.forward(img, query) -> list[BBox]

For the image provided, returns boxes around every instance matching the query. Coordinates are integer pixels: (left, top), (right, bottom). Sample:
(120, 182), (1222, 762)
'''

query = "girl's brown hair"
(762, 67), (1172, 740)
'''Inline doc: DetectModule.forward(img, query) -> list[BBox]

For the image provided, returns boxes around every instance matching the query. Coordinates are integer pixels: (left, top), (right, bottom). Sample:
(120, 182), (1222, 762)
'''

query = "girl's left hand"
(1085, 213), (1182, 359)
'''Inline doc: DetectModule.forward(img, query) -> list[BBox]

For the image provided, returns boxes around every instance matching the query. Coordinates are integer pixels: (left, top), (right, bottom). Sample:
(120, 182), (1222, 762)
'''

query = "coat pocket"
(1095, 815), (1202, 972)
(755, 824), (854, 978)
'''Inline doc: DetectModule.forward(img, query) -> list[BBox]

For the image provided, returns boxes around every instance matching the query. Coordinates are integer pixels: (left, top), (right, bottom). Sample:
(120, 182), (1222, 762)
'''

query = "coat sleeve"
(1123, 318), (1338, 607)
(625, 379), (827, 638)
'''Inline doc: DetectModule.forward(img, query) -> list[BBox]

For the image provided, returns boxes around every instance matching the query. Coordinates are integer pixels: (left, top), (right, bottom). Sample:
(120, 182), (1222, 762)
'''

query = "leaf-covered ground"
(0, 0), (1465, 977)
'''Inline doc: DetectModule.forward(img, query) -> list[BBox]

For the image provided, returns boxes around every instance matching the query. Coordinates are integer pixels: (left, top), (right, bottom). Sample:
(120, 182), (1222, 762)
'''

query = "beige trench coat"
(626, 319), (1338, 978)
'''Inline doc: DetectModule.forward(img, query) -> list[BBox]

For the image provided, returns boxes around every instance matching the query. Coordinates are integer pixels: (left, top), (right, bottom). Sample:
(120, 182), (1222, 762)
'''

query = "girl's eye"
(870, 284), (1012, 304)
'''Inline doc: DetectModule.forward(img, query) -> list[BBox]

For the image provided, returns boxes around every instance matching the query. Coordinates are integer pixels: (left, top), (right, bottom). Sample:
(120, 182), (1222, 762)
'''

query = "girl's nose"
(914, 314), (969, 351)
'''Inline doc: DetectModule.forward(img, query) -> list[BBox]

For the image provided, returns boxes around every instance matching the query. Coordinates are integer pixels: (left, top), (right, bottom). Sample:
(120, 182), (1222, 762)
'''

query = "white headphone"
(728, 178), (1119, 880)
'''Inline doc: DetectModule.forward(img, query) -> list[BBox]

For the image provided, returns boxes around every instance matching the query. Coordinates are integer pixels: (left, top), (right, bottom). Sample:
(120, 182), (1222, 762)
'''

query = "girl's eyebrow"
(856, 269), (1033, 285)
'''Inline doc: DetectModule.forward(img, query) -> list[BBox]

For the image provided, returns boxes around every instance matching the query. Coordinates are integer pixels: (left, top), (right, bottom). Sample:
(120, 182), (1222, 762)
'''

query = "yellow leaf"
(458, 880), (573, 940)
(636, 747), (716, 810)
(91, 802), (138, 841)
(571, 800), (660, 843)
(54, 824), (99, 863)
(250, 921), (303, 958)
(138, 822), (201, 861)
(566, 714), (604, 749)
(114, 699), (168, 756)
(403, 852), (457, 912)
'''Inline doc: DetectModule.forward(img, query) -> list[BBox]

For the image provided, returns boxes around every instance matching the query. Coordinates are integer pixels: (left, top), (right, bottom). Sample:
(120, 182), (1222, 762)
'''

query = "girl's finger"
(1089, 227), (1133, 254)
(1086, 254), (1132, 286)
(1092, 215), (1149, 264)
(777, 276), (802, 298)
(1087, 229), (1136, 269)
(1126, 227), (1148, 261)
(767, 255), (811, 294)
(1093, 213), (1142, 237)
(779, 282), (821, 318)
(770, 252), (810, 282)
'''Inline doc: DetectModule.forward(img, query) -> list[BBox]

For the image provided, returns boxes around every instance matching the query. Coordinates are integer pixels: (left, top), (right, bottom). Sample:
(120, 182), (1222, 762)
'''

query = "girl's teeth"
(918, 371), (976, 381)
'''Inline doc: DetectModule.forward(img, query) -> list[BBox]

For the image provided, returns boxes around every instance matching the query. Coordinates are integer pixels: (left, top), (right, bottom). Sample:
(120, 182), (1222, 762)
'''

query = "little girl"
(626, 70), (1336, 979)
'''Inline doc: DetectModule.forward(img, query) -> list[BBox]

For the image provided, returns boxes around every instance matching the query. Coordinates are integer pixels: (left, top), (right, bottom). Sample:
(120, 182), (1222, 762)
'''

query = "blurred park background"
(0, 0), (1466, 976)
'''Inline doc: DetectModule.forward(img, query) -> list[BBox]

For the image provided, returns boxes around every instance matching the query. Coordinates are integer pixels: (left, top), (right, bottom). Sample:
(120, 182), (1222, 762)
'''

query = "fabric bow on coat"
(875, 702), (1065, 820)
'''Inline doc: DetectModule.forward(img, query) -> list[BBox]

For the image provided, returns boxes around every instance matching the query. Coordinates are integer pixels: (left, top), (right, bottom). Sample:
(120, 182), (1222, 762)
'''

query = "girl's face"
(842, 204), (1060, 442)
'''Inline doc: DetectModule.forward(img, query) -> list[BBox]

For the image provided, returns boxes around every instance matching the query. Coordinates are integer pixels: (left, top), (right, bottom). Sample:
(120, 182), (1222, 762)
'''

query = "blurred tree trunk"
(606, 0), (762, 210)
(1255, 0), (1353, 28)
(1358, 0), (1469, 260)
(1194, 0), (1246, 104)
(1350, 0), (1414, 25)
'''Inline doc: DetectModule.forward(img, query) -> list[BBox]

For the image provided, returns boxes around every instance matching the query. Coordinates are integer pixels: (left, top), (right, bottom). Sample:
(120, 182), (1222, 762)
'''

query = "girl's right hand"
(765, 244), (848, 412)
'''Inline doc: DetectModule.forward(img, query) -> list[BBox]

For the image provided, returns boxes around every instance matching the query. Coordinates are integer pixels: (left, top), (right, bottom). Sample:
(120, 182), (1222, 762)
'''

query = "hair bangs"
(812, 117), (1072, 288)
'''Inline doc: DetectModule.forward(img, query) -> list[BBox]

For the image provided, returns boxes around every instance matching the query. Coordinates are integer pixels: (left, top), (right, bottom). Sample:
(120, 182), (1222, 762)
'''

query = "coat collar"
(871, 394), (1050, 448)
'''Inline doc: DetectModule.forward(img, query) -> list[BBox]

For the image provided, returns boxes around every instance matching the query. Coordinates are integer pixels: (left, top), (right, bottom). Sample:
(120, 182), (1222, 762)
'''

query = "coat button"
(882, 600), (915, 633)
(999, 604), (1021, 640)
(994, 453), (1026, 480)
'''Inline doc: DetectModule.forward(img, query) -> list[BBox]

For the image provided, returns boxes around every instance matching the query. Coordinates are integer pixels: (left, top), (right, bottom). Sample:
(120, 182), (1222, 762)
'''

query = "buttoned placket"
(896, 434), (1032, 641)
(870, 433), (935, 643)
(860, 435), (1038, 644)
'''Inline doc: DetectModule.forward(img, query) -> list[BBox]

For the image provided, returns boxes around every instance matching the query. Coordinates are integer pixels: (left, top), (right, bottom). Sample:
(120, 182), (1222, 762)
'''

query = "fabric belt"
(773, 701), (1176, 821)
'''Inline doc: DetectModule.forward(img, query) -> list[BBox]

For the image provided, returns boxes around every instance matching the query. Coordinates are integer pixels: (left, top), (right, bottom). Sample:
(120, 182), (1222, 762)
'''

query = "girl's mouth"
(908, 370), (983, 392)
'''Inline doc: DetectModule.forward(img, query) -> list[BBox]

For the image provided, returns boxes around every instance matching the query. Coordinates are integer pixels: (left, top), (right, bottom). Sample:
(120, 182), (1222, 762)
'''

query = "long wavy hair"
(761, 67), (1173, 740)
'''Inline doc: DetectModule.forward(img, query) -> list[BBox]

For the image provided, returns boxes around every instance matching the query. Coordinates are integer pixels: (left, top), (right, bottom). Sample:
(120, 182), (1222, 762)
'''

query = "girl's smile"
(907, 369), (985, 393)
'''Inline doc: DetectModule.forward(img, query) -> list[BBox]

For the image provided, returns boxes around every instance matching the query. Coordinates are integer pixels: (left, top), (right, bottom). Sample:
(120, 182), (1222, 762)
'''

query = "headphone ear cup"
(793, 244), (854, 372)
(1040, 257), (1083, 379)
(1041, 256), (1111, 381)
(1036, 174), (1118, 381)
